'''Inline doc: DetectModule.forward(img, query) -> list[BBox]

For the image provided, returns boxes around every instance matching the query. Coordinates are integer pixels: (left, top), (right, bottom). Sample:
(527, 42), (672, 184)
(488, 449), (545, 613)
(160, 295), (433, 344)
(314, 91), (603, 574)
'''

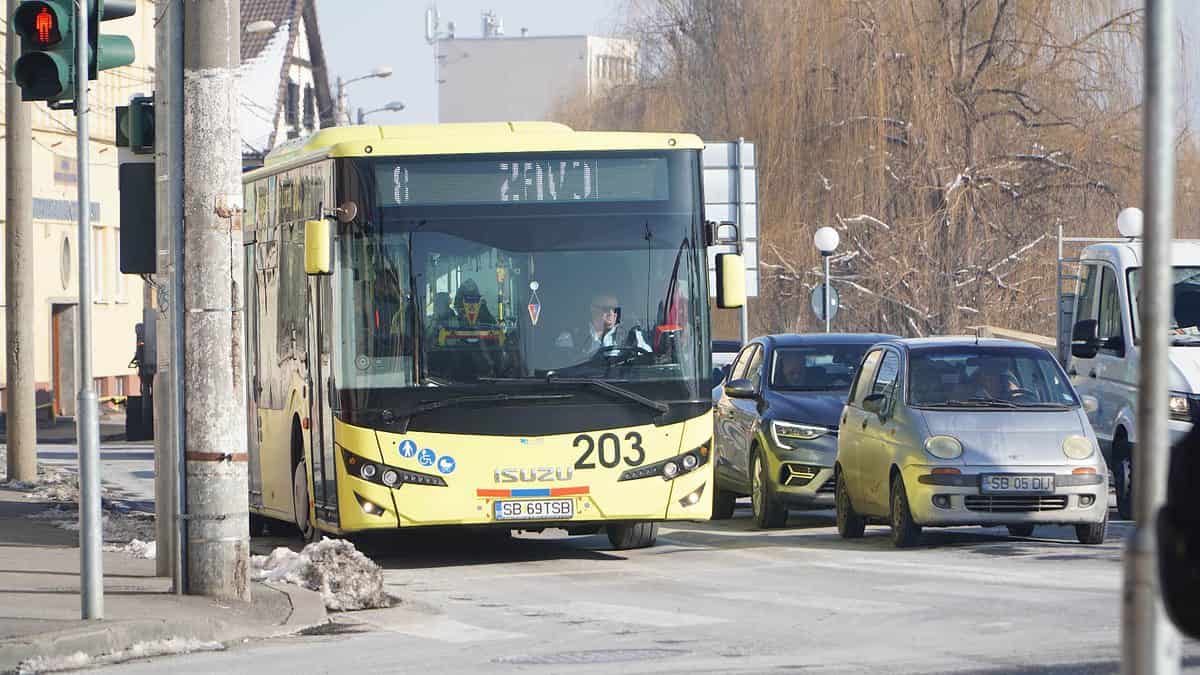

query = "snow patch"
(252, 539), (392, 611)
(103, 539), (156, 559)
(16, 637), (223, 673)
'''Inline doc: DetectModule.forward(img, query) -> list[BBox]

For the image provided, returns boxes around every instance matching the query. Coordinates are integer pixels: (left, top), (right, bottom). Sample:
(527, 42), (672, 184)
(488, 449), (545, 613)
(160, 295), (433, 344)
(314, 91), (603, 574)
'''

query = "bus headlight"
(924, 435), (963, 460)
(1062, 435), (1095, 460)
(360, 464), (378, 480)
(381, 469), (400, 487)
(617, 440), (712, 482)
(342, 448), (448, 488)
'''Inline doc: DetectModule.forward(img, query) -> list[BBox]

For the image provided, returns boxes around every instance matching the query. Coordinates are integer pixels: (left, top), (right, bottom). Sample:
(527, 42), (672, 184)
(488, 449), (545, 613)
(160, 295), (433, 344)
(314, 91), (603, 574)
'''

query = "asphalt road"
(95, 502), (1199, 674)
(35, 443), (156, 512)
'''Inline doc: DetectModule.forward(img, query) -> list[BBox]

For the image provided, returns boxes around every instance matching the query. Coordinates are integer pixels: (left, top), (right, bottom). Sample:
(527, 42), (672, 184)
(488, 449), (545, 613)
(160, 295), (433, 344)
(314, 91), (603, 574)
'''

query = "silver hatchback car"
(835, 338), (1108, 548)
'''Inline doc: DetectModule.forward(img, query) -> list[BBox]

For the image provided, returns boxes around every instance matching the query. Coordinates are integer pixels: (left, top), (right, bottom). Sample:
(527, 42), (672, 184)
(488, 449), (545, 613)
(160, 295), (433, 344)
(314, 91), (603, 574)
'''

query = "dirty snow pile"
(16, 637), (223, 674)
(102, 538), (157, 559)
(252, 539), (392, 611)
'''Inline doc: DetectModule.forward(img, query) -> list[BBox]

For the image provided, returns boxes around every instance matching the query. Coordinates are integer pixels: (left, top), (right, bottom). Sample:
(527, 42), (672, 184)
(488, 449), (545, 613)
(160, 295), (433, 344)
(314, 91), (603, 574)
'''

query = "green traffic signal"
(12, 0), (74, 102)
(88, 0), (135, 78)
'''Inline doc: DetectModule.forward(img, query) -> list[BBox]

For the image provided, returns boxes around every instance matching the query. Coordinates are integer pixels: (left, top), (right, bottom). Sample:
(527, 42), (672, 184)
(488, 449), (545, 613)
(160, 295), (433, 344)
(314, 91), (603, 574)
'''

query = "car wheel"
(607, 521), (658, 550)
(293, 461), (318, 543)
(751, 448), (788, 529)
(889, 473), (922, 548)
(711, 486), (737, 520)
(1114, 434), (1134, 520)
(835, 470), (866, 539)
(1076, 513), (1108, 545)
(1006, 524), (1035, 538)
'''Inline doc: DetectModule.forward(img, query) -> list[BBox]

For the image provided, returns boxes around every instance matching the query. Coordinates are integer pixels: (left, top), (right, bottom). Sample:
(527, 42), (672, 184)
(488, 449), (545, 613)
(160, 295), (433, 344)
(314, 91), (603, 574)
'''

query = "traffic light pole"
(74, 0), (103, 620)
(182, 0), (250, 601)
(5, 0), (37, 484)
(1123, 1), (1182, 672)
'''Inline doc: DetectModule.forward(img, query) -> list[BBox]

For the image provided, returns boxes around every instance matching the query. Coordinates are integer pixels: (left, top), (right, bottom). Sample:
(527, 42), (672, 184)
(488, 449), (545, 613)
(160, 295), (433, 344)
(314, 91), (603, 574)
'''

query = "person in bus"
(556, 292), (651, 356)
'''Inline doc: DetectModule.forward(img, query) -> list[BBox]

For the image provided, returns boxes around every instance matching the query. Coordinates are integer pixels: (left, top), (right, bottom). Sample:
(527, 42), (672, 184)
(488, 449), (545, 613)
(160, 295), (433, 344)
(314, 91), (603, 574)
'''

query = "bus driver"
(556, 292), (652, 356)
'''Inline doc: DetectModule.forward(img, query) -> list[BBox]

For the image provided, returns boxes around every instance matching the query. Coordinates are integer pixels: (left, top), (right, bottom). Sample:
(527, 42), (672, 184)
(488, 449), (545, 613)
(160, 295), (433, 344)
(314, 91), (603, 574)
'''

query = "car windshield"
(1128, 266), (1200, 345)
(332, 151), (709, 414)
(908, 346), (1079, 408)
(769, 344), (871, 391)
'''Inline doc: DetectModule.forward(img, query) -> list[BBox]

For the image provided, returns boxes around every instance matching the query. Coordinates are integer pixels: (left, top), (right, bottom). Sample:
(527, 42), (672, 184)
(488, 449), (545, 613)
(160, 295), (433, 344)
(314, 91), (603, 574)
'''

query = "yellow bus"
(241, 122), (744, 549)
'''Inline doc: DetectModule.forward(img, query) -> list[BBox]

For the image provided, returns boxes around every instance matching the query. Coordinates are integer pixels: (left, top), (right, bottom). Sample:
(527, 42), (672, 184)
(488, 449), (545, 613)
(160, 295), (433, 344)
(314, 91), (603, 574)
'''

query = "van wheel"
(607, 522), (658, 549)
(293, 462), (318, 543)
(889, 473), (922, 548)
(1076, 513), (1107, 545)
(712, 486), (737, 520)
(1007, 524), (1035, 538)
(836, 470), (866, 539)
(1114, 434), (1133, 520)
(751, 449), (788, 529)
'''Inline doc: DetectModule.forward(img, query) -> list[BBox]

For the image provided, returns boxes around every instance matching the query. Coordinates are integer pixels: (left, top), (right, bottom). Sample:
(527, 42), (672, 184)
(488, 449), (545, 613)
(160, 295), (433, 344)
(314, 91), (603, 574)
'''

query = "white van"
(1057, 229), (1200, 520)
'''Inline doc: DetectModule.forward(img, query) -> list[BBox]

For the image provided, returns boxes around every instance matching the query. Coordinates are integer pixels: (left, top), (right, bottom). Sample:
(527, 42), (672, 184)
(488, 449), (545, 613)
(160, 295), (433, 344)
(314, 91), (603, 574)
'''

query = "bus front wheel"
(606, 521), (658, 550)
(293, 462), (318, 542)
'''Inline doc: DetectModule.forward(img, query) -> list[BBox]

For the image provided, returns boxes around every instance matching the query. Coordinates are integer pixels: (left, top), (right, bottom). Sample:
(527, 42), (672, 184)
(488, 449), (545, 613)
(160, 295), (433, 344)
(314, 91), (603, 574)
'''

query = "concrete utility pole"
(5, 0), (36, 482)
(182, 0), (250, 601)
(1123, 0), (1182, 672)
(74, 0), (103, 620)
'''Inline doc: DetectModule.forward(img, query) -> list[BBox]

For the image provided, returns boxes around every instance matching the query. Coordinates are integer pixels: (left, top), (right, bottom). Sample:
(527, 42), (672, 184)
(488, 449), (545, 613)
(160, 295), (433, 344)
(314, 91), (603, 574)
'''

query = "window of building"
(92, 227), (105, 302)
(285, 79), (299, 127)
(303, 84), (315, 130)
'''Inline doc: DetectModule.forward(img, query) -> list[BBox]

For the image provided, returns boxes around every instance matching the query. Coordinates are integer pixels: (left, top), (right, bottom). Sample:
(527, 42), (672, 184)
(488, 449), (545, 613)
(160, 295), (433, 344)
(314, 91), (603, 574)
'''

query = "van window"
(1076, 264), (1099, 324)
(1098, 267), (1124, 353)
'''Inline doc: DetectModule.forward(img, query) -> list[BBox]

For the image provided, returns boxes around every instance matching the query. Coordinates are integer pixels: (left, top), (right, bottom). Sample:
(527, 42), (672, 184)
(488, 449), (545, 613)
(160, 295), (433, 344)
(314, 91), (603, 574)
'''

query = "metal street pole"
(1123, 0), (1182, 672)
(5, 0), (36, 483)
(736, 137), (749, 344)
(154, 0), (187, 589)
(356, 106), (364, 125)
(74, 0), (103, 620)
(823, 255), (831, 333)
(183, 0), (250, 601)
(335, 76), (345, 125)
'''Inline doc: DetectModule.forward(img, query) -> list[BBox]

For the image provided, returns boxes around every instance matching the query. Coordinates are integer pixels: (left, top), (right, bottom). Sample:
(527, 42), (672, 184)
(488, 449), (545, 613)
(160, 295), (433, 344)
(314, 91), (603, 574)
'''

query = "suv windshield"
(1128, 266), (1200, 344)
(332, 151), (709, 414)
(770, 344), (871, 391)
(908, 346), (1079, 408)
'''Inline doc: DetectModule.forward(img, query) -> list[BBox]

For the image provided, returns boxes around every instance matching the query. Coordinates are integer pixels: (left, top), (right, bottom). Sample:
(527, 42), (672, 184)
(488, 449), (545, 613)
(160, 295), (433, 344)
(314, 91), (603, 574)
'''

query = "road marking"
(538, 601), (726, 627)
(356, 613), (525, 643)
(711, 590), (906, 614)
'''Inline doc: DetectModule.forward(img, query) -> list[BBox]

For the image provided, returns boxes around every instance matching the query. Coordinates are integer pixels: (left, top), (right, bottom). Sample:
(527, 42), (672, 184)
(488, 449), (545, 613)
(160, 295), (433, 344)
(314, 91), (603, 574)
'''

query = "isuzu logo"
(494, 467), (574, 483)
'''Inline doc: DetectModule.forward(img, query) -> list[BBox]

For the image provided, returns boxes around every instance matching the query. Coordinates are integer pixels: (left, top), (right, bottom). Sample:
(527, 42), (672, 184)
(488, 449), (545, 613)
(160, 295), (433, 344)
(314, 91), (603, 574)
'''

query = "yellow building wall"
(0, 2), (156, 408)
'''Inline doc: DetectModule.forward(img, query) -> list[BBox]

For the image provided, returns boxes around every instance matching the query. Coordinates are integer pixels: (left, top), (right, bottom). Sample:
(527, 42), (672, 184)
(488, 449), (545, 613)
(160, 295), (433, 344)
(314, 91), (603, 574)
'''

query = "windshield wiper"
(395, 392), (574, 433)
(480, 376), (669, 416)
(931, 398), (1019, 409)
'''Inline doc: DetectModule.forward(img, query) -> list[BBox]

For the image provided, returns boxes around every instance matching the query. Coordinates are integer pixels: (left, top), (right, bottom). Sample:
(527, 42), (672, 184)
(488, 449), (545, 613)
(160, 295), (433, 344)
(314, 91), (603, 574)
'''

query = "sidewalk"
(0, 486), (326, 673)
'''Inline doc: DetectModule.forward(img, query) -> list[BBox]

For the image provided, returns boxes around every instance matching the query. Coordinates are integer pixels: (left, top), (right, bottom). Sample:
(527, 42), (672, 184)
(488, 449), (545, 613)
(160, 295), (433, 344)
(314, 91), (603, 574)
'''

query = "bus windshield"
(332, 151), (709, 412)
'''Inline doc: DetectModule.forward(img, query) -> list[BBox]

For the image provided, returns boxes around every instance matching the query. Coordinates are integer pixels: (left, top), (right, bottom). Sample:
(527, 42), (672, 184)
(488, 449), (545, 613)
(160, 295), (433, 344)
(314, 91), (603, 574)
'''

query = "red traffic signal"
(16, 2), (62, 47)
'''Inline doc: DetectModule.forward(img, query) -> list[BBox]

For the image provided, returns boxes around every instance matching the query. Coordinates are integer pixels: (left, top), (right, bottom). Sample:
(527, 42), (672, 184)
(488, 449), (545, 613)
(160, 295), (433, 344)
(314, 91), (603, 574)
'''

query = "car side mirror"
(724, 378), (757, 399)
(1071, 319), (1100, 359)
(863, 393), (886, 416)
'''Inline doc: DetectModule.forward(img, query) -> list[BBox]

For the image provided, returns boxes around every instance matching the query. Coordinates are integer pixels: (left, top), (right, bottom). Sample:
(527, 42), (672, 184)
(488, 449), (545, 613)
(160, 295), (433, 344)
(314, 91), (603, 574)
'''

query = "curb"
(0, 582), (326, 673)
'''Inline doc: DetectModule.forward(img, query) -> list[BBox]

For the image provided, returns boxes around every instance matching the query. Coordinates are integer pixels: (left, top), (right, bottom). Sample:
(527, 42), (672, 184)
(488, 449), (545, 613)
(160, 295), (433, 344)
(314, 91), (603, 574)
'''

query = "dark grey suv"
(713, 333), (894, 527)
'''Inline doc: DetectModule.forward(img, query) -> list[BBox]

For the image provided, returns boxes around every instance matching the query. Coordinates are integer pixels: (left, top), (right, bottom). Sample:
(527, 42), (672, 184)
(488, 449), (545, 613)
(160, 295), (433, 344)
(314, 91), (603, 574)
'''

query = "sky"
(313, 1), (624, 125)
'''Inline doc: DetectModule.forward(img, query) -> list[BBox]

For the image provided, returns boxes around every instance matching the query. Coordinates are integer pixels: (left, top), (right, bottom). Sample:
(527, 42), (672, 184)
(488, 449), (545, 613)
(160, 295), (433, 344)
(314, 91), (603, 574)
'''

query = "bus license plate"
(494, 499), (574, 521)
(981, 474), (1054, 494)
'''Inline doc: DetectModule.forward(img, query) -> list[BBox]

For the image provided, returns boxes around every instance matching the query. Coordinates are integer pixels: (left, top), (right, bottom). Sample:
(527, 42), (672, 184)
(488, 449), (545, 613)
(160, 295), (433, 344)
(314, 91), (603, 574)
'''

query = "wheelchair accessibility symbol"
(417, 448), (436, 467)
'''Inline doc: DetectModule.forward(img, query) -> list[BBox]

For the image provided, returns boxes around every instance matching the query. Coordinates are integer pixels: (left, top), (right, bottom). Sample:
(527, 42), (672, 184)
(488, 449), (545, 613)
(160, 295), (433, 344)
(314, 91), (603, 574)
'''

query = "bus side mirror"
(716, 253), (745, 309)
(304, 219), (331, 275)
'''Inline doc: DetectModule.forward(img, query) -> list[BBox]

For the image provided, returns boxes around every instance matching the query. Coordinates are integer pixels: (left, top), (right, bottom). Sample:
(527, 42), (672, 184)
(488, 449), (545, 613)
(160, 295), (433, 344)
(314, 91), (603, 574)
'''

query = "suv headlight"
(1062, 434), (1095, 460)
(771, 420), (828, 448)
(1169, 391), (1194, 422)
(924, 435), (963, 460)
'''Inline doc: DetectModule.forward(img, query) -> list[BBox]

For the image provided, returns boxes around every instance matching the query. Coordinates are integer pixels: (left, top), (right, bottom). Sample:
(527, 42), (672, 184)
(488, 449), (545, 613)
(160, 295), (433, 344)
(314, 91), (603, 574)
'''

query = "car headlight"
(771, 420), (828, 448)
(924, 435), (963, 460)
(1169, 391), (1194, 422)
(1062, 434), (1095, 460)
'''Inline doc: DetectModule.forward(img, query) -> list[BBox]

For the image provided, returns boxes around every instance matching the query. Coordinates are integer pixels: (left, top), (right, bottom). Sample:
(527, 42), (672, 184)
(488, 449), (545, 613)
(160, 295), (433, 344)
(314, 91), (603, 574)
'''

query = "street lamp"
(814, 226), (840, 332)
(357, 101), (406, 125)
(336, 65), (393, 125)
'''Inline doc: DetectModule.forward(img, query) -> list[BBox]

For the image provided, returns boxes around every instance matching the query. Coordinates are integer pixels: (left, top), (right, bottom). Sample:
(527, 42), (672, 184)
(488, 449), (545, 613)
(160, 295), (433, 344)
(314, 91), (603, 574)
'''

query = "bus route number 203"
(574, 432), (645, 470)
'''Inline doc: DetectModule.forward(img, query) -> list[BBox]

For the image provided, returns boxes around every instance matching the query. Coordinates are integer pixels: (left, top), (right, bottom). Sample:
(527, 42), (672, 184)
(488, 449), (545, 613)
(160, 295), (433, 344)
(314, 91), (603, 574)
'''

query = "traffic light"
(88, 0), (135, 79)
(12, 0), (74, 102)
(115, 94), (154, 154)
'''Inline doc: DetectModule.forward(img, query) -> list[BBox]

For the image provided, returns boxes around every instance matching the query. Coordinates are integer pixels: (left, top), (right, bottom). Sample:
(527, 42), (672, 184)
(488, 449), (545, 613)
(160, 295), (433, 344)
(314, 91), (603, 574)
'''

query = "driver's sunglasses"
(591, 304), (620, 314)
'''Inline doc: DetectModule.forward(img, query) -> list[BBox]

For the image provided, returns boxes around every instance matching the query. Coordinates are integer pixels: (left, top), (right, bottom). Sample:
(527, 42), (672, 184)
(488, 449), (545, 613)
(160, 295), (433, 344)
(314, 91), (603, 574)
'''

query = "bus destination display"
(376, 156), (669, 206)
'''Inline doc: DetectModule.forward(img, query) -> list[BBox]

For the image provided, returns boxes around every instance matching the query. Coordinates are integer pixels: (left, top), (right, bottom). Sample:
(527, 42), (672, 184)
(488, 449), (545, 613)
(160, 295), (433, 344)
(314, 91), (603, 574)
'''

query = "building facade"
(438, 34), (636, 123)
(0, 2), (156, 418)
